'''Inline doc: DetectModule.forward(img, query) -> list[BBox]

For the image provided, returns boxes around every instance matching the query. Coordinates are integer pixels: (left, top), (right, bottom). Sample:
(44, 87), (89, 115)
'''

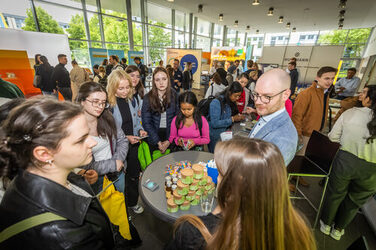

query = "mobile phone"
(139, 135), (149, 139)
(143, 179), (159, 191)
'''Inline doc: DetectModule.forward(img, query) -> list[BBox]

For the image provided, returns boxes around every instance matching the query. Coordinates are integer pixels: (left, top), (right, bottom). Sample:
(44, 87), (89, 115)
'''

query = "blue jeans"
(42, 91), (58, 99)
(91, 171), (125, 195)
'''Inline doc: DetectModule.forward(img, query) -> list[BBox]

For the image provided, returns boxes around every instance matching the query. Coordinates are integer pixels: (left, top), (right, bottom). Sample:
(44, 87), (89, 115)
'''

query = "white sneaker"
(130, 204), (144, 214)
(330, 228), (345, 241)
(319, 220), (331, 235)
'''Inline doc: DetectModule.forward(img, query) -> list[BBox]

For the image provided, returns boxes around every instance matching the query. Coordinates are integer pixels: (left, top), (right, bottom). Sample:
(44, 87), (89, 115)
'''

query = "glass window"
(100, 0), (127, 18)
(212, 39), (222, 47)
(148, 25), (172, 48)
(41, 0), (82, 9)
(175, 30), (186, 48)
(317, 30), (348, 45)
(226, 28), (236, 46)
(85, 0), (97, 12)
(213, 24), (223, 40)
(237, 32), (246, 46)
(71, 42), (90, 68)
(2, 0), (30, 30)
(343, 44), (366, 58)
(147, 2), (171, 28)
(246, 34), (264, 58)
(34, 1), (87, 41)
(148, 47), (166, 65)
(289, 31), (319, 45)
(133, 22), (143, 46)
(264, 32), (289, 45)
(131, 0), (141, 21)
(346, 28), (371, 44)
(338, 60), (359, 78)
(103, 15), (129, 45)
(196, 36), (211, 52)
(106, 43), (129, 53)
(197, 18), (210, 37)
(175, 11), (186, 31)
(87, 12), (101, 43)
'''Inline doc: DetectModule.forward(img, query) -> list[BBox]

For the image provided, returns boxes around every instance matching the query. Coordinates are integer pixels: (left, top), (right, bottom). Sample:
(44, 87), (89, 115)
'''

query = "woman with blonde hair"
(107, 70), (147, 214)
(167, 138), (316, 250)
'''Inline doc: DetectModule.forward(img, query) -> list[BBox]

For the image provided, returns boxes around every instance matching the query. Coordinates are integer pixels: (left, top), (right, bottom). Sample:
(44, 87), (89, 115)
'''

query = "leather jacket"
(0, 170), (115, 250)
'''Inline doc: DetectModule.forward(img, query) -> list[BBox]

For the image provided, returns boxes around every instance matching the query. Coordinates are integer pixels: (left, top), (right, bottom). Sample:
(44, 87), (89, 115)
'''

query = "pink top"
(169, 116), (210, 145)
(285, 99), (293, 117)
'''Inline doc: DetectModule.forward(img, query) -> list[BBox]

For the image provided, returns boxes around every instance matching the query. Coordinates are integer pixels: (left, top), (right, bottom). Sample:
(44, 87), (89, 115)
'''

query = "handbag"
(33, 74), (41, 88)
(152, 149), (170, 161)
(138, 141), (152, 171)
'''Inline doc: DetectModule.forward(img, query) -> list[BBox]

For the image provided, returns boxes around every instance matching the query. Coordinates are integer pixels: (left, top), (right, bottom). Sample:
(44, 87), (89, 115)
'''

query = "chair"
(347, 236), (369, 250)
(287, 130), (340, 228)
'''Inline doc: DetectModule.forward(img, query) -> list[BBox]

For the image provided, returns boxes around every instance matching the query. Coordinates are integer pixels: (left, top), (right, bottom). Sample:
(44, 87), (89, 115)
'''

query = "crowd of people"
(0, 52), (375, 250)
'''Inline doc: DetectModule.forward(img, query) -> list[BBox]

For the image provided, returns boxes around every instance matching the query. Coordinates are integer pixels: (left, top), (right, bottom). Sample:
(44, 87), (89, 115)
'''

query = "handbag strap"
(0, 212), (67, 243)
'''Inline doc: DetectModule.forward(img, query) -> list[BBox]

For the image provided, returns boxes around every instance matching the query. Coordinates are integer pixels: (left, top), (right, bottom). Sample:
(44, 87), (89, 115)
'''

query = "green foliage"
(148, 22), (171, 62)
(66, 14), (87, 49)
(22, 7), (64, 34)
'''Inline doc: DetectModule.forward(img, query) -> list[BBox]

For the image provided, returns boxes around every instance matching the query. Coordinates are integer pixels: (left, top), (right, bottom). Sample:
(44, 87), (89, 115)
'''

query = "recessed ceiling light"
(339, 0), (347, 9)
(286, 22), (291, 29)
(198, 4), (203, 13)
(234, 20), (239, 28)
(256, 29), (259, 34)
(339, 10), (346, 18)
(252, 0), (260, 6)
(292, 27), (296, 32)
(267, 7), (274, 16)
(219, 14), (223, 21)
(278, 16), (283, 23)
(338, 24), (343, 30)
(246, 25), (250, 30)
(167, 0), (174, 2)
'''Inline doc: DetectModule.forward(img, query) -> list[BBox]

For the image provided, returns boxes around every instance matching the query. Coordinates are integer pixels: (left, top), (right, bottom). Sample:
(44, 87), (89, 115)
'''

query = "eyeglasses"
(252, 89), (287, 104)
(85, 99), (110, 109)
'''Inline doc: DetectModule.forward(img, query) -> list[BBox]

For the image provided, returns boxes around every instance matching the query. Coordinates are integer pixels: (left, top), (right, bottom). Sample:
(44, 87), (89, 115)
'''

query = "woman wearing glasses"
(76, 82), (129, 194)
(107, 70), (148, 214)
(208, 81), (245, 153)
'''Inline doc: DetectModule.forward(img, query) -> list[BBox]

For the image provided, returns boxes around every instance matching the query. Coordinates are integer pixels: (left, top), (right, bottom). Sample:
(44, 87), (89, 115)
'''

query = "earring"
(46, 160), (53, 165)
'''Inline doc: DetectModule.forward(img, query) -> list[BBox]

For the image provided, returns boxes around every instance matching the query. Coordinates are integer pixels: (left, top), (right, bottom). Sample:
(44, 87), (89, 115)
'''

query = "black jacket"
(289, 68), (299, 96)
(36, 64), (55, 92)
(182, 70), (193, 90)
(0, 170), (115, 250)
(51, 63), (71, 88)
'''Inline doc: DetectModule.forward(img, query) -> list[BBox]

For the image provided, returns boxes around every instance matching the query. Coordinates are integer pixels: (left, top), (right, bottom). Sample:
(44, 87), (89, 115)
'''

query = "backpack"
(198, 86), (223, 121)
(98, 74), (108, 88)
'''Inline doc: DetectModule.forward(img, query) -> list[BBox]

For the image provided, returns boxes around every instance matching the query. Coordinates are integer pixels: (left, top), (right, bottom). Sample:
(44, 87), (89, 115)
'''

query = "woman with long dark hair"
(320, 85), (376, 240)
(76, 82), (128, 195)
(167, 138), (316, 250)
(169, 91), (209, 151)
(182, 62), (193, 91)
(0, 97), (116, 249)
(208, 81), (245, 152)
(204, 72), (226, 98)
(141, 67), (178, 154)
(107, 70), (147, 214)
(37, 56), (57, 98)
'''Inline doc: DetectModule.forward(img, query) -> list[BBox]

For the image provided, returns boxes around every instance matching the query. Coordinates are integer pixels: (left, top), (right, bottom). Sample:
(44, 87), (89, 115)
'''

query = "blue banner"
(89, 48), (107, 69)
(107, 49), (125, 63)
(128, 51), (145, 66)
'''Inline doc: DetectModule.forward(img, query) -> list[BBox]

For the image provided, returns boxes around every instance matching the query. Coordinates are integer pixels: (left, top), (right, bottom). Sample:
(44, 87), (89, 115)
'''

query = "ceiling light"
(292, 27), (296, 32)
(256, 29), (259, 34)
(278, 16), (283, 23)
(234, 20), (239, 28)
(338, 18), (344, 25)
(339, 10), (346, 18)
(166, 0), (174, 2)
(252, 0), (260, 6)
(286, 22), (291, 29)
(338, 24), (343, 30)
(267, 7), (274, 16)
(219, 14), (223, 21)
(339, 0), (347, 9)
(246, 25), (250, 30)
(198, 4), (203, 13)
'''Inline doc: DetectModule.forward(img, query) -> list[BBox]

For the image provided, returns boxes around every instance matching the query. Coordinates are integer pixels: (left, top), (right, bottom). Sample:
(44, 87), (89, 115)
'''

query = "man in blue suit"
(248, 69), (298, 166)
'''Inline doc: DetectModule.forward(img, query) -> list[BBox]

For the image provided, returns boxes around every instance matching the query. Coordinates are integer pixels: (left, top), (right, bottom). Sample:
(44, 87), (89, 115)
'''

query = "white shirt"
(329, 107), (375, 163)
(249, 108), (286, 138)
(160, 111), (167, 128)
(92, 136), (112, 161)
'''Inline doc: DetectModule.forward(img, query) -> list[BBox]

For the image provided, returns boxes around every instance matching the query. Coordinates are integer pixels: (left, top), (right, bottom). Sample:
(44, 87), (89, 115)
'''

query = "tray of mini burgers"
(164, 161), (215, 213)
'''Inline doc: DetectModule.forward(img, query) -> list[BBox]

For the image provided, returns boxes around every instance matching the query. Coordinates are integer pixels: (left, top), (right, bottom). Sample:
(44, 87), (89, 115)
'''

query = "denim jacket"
(208, 97), (232, 151)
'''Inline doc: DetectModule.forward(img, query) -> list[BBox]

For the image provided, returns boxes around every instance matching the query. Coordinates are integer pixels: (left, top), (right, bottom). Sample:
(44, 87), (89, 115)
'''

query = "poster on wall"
(211, 47), (246, 70)
(128, 51), (145, 65)
(107, 49), (125, 62)
(167, 49), (202, 89)
(89, 48), (108, 68)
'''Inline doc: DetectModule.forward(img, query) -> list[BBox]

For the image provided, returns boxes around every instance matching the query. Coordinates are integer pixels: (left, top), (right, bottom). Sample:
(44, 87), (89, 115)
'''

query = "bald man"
(248, 69), (298, 166)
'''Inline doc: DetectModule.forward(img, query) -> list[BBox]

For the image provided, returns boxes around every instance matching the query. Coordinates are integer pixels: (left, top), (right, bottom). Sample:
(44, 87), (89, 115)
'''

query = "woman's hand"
(78, 169), (98, 184)
(160, 140), (170, 154)
(177, 138), (184, 147)
(187, 139), (195, 150)
(139, 130), (148, 137)
(232, 113), (245, 122)
(127, 135), (140, 144)
(116, 160), (124, 172)
(245, 107), (257, 115)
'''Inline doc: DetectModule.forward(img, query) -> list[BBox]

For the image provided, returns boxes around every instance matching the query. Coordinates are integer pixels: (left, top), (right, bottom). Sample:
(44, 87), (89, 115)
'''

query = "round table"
(140, 151), (215, 223)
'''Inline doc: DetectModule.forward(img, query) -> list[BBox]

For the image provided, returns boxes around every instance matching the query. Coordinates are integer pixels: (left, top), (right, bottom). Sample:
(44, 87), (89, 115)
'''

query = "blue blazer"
(250, 110), (298, 166)
(141, 90), (178, 145)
